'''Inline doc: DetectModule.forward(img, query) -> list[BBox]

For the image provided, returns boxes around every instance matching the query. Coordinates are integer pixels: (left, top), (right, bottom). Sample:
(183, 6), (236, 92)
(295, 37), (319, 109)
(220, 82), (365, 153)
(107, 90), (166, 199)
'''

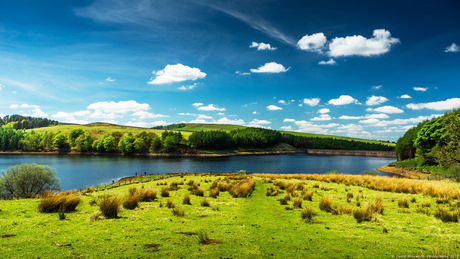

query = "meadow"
(1, 173), (459, 258)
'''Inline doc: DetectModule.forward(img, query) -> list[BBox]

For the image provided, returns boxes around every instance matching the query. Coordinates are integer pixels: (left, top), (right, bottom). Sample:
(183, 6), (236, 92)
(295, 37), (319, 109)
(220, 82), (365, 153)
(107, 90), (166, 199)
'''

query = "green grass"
(280, 130), (395, 146)
(1, 174), (459, 258)
(169, 123), (246, 132)
(391, 159), (448, 175)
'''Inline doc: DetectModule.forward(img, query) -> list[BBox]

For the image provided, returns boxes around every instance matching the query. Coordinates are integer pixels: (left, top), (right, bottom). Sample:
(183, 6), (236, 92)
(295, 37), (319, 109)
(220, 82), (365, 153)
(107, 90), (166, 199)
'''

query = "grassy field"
(169, 123), (246, 132)
(1, 173), (459, 258)
(280, 131), (395, 146)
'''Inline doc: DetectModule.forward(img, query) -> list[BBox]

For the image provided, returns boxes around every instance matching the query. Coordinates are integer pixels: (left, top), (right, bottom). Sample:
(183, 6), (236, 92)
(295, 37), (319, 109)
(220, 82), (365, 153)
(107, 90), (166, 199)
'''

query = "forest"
(0, 115), (59, 129)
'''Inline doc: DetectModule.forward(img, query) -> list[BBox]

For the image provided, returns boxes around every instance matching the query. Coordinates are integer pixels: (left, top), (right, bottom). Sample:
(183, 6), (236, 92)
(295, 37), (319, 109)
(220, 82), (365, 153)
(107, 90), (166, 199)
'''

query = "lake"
(0, 154), (396, 190)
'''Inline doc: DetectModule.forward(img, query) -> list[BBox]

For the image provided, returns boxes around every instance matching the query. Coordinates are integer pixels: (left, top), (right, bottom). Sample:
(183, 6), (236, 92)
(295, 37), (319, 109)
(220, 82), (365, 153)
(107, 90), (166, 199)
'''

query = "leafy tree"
(53, 133), (68, 148)
(83, 134), (94, 151)
(433, 109), (460, 165)
(68, 128), (85, 147)
(103, 136), (117, 152)
(0, 163), (61, 198)
(133, 138), (145, 152)
(414, 116), (447, 164)
(118, 134), (135, 153)
(150, 136), (163, 152)
(163, 136), (176, 152)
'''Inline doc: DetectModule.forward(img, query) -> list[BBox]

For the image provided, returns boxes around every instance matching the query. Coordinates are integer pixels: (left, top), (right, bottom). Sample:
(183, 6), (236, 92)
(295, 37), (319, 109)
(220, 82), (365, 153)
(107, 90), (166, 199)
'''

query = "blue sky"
(0, 0), (459, 141)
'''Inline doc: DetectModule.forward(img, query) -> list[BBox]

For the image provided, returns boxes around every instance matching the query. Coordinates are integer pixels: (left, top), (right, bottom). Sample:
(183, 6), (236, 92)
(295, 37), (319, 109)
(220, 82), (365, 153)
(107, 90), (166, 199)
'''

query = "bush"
(38, 191), (81, 213)
(0, 164), (61, 198)
(99, 195), (121, 218)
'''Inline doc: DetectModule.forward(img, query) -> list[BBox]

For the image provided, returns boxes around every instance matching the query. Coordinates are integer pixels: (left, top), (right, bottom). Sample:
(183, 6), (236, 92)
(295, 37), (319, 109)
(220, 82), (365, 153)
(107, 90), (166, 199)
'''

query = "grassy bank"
(1, 173), (459, 258)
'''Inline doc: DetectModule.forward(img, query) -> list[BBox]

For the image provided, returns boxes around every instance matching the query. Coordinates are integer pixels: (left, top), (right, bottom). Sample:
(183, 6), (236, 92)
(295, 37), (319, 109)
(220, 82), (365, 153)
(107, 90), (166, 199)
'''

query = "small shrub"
(320, 186), (329, 191)
(319, 196), (334, 213)
(435, 208), (459, 223)
(354, 206), (372, 223)
(201, 198), (210, 207)
(183, 194), (192, 205)
(139, 189), (157, 202)
(172, 207), (185, 217)
(293, 197), (302, 209)
(209, 188), (219, 198)
(88, 211), (105, 222)
(123, 193), (140, 210)
(301, 207), (316, 223)
(187, 180), (194, 186)
(398, 198), (409, 208)
(166, 199), (175, 209)
(38, 191), (81, 213)
(313, 184), (319, 188)
(161, 187), (170, 197)
(99, 195), (121, 218)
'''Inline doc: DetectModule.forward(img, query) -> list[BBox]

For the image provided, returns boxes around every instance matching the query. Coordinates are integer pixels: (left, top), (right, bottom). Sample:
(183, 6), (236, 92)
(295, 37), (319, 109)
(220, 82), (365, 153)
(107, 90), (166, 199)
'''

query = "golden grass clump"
(279, 193), (290, 205)
(302, 190), (313, 201)
(123, 192), (140, 210)
(166, 199), (175, 208)
(201, 198), (210, 207)
(193, 187), (205, 197)
(347, 192), (354, 199)
(209, 188), (219, 198)
(275, 181), (290, 190)
(161, 187), (170, 197)
(301, 207), (316, 223)
(266, 187), (279, 197)
(435, 208), (458, 223)
(398, 198), (409, 208)
(99, 195), (121, 218)
(334, 205), (354, 215)
(422, 201), (431, 208)
(319, 196), (334, 213)
(38, 191), (81, 213)
(172, 207), (185, 217)
(88, 211), (106, 222)
(183, 194), (192, 205)
(353, 197), (384, 223)
(139, 188), (157, 202)
(293, 197), (302, 209)
(218, 183), (231, 192)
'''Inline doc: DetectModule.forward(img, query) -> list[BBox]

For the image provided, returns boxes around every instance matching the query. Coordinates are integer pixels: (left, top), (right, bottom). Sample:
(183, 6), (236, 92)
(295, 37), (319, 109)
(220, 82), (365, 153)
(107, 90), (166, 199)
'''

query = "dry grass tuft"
(99, 195), (121, 218)
(123, 193), (140, 210)
(88, 211), (106, 222)
(422, 201), (431, 208)
(353, 197), (384, 223)
(279, 193), (291, 205)
(435, 208), (458, 223)
(347, 192), (354, 199)
(293, 197), (302, 209)
(301, 207), (317, 223)
(302, 190), (313, 201)
(266, 187), (279, 197)
(398, 198), (409, 208)
(193, 188), (205, 197)
(319, 196), (334, 213)
(166, 199), (175, 209)
(139, 188), (157, 202)
(182, 194), (192, 205)
(334, 205), (354, 215)
(38, 191), (81, 213)
(161, 187), (170, 197)
(201, 198), (210, 207)
(209, 188), (219, 198)
(172, 207), (185, 217)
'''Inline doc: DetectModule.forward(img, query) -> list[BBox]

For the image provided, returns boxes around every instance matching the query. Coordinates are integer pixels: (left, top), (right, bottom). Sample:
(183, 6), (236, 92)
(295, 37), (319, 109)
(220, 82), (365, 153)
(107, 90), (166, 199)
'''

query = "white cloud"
(318, 59), (337, 65)
(445, 43), (459, 53)
(236, 71), (250, 76)
(151, 121), (170, 126)
(266, 105), (282, 111)
(318, 108), (330, 114)
(10, 104), (38, 109)
(366, 106), (404, 114)
(250, 62), (289, 73)
(148, 64), (206, 84)
(413, 87), (427, 92)
(358, 118), (380, 124)
(249, 119), (271, 125)
(311, 114), (331, 121)
(297, 33), (327, 52)
(250, 42), (277, 51)
(278, 100), (287, 105)
(215, 117), (245, 125)
(399, 94), (412, 99)
(303, 98), (320, 106)
(372, 85), (383, 90)
(406, 98), (460, 111)
(51, 111), (91, 123)
(178, 83), (198, 90)
(368, 114), (443, 127)
(294, 120), (340, 134)
(179, 113), (197, 116)
(328, 29), (400, 57)
(105, 77), (115, 82)
(132, 111), (169, 119)
(366, 95), (389, 106)
(339, 113), (389, 120)
(216, 112), (225, 116)
(192, 103), (203, 107)
(9, 104), (19, 109)
(29, 108), (48, 117)
(89, 110), (121, 120)
(280, 126), (292, 130)
(100, 120), (118, 124)
(253, 111), (260, 115)
(298, 104), (303, 107)
(197, 114), (212, 119)
(87, 100), (149, 114)
(328, 95), (360, 105)
(197, 104), (226, 111)
(189, 119), (208, 124)
(283, 118), (295, 122)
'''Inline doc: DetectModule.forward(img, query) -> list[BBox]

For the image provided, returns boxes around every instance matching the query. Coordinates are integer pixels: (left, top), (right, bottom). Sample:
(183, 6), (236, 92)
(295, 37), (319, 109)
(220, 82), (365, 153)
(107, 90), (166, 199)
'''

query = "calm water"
(0, 154), (395, 190)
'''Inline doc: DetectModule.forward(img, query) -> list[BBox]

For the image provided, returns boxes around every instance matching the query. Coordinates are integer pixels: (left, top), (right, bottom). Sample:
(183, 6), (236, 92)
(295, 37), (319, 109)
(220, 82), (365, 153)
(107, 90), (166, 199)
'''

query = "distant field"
(280, 131), (395, 146)
(170, 124), (246, 132)
(28, 123), (192, 139)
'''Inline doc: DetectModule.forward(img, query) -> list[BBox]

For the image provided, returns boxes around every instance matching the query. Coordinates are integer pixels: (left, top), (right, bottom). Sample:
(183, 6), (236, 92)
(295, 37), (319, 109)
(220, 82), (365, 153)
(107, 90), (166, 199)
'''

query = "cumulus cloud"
(250, 62), (289, 73)
(294, 120), (340, 134)
(366, 95), (388, 106)
(197, 104), (226, 111)
(318, 108), (330, 114)
(151, 121), (170, 126)
(283, 118), (296, 122)
(192, 103), (203, 107)
(303, 98), (320, 106)
(87, 100), (149, 114)
(235, 71), (250, 76)
(132, 111), (169, 119)
(250, 42), (277, 51)
(178, 83), (198, 90)
(89, 110), (121, 120)
(105, 77), (115, 82)
(318, 59), (337, 65)
(253, 111), (260, 115)
(216, 112), (225, 116)
(328, 95), (360, 105)
(372, 85), (383, 90)
(10, 104), (38, 109)
(278, 100), (287, 105)
(148, 64), (206, 84)
(280, 126), (292, 130)
(197, 114), (212, 119)
(51, 110), (91, 123)
(328, 29), (400, 57)
(215, 117), (245, 125)
(445, 43), (459, 53)
(24, 108), (48, 117)
(413, 87), (427, 92)
(297, 33), (327, 52)
(399, 94), (412, 99)
(365, 114), (442, 127)
(249, 119), (271, 125)
(311, 114), (331, 121)
(406, 98), (460, 111)
(266, 105), (282, 111)
(366, 106), (404, 114)
(189, 119), (208, 124)
(125, 121), (150, 128)
(339, 113), (389, 120)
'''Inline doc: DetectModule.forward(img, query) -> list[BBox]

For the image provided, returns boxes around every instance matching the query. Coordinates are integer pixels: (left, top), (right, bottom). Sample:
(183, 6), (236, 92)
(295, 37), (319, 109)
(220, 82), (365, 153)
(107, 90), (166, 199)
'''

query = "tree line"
(0, 115), (59, 130)
(395, 108), (460, 166)
(282, 134), (394, 151)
